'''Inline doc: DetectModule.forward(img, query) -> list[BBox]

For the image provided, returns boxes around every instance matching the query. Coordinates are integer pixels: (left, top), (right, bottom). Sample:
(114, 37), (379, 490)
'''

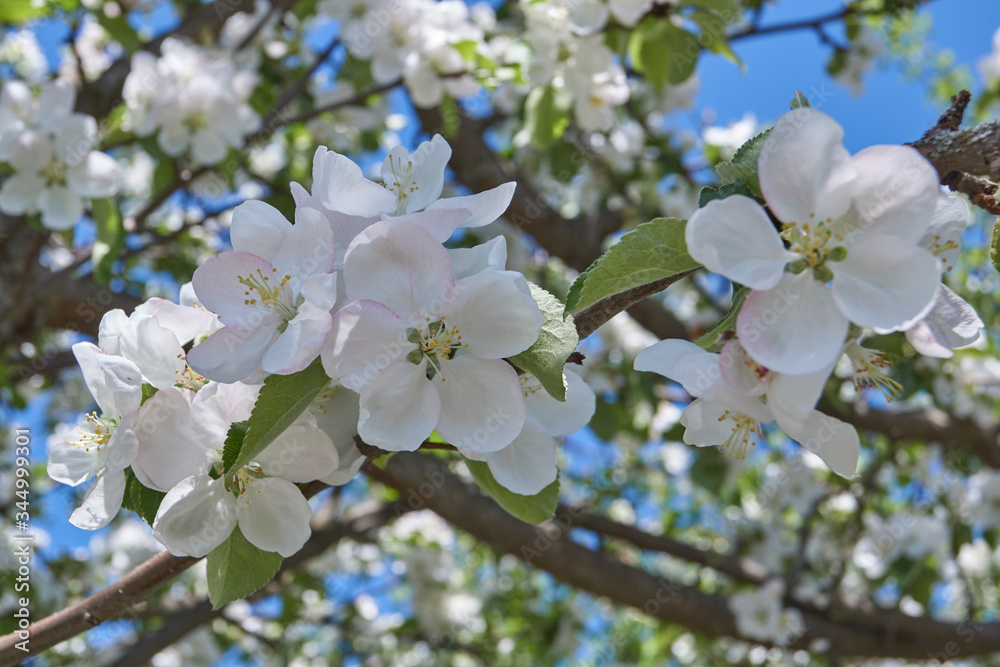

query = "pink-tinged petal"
(481, 417), (557, 495)
(119, 316), (186, 390)
(634, 339), (722, 398)
(153, 476), (237, 557)
(342, 220), (456, 321)
(66, 152), (120, 198)
(271, 207), (337, 281)
(133, 298), (219, 345)
(322, 299), (410, 391)
(783, 412), (859, 478)
(768, 362), (837, 435)
(737, 273), (848, 375)
(190, 381), (260, 449)
(719, 338), (769, 397)
(314, 146), (396, 216)
(0, 173), (44, 215)
(444, 270), (543, 359)
(358, 360), (440, 451)
(384, 207), (471, 243)
(905, 285), (983, 358)
(686, 196), (795, 289)
(830, 232), (939, 330)
(759, 108), (855, 224)
(257, 421), (339, 482)
(843, 145), (939, 245)
(69, 470), (125, 530)
(524, 369), (596, 436)
(448, 236), (508, 280)
(230, 200), (293, 262)
(192, 251), (282, 328)
(237, 477), (313, 557)
(186, 325), (274, 384)
(435, 356), (526, 454)
(39, 185), (84, 230)
(131, 388), (210, 491)
(262, 305), (332, 376)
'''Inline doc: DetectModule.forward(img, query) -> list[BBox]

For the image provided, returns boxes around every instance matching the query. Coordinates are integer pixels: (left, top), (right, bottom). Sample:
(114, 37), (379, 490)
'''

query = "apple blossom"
(686, 108), (942, 374)
(321, 220), (543, 452)
(186, 202), (337, 383)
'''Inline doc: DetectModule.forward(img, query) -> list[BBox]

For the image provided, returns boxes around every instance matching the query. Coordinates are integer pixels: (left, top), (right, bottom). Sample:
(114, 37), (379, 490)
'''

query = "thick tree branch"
(910, 91), (1000, 181)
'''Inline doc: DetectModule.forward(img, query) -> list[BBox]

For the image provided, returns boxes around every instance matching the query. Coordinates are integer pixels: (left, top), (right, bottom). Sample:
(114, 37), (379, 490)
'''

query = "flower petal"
(435, 356), (526, 454)
(634, 339), (721, 398)
(783, 412), (860, 478)
(830, 232), (939, 330)
(768, 363), (837, 435)
(119, 316), (187, 389)
(758, 108), (855, 224)
(153, 475), (237, 557)
(38, 185), (84, 230)
(383, 134), (451, 213)
(262, 303), (332, 376)
(230, 200), (293, 263)
(257, 421), (339, 482)
(133, 297), (219, 345)
(189, 381), (260, 449)
(444, 270), (543, 359)
(844, 145), (940, 244)
(0, 173), (44, 215)
(71, 342), (143, 417)
(383, 207), (471, 243)
(271, 206), (337, 281)
(447, 236), (508, 280)
(314, 146), (396, 216)
(238, 477), (313, 557)
(524, 369), (596, 436)
(482, 416), (558, 495)
(47, 423), (108, 486)
(323, 299), (410, 391)
(186, 325), (274, 384)
(69, 470), (126, 530)
(342, 220), (456, 321)
(358, 360), (440, 451)
(65, 152), (120, 198)
(686, 195), (795, 289)
(905, 285), (983, 358)
(312, 388), (366, 487)
(425, 181), (516, 228)
(736, 272), (848, 375)
(131, 388), (210, 492)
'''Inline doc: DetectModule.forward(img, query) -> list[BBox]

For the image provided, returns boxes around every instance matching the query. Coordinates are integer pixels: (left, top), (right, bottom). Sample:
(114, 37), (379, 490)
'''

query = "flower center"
(782, 220), (847, 282)
(384, 156), (418, 216)
(406, 316), (467, 381)
(845, 341), (902, 401)
(173, 354), (206, 390)
(519, 374), (544, 398)
(716, 410), (762, 460)
(238, 267), (296, 320)
(233, 464), (265, 503)
(70, 411), (115, 453)
(185, 110), (209, 132)
(41, 159), (66, 186)
(927, 233), (960, 272)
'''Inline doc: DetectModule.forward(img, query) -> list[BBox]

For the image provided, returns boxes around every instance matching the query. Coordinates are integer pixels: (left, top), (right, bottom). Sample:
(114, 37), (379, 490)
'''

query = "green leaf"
(525, 85), (571, 149)
(509, 283), (578, 401)
(225, 359), (329, 484)
(790, 90), (812, 109)
(677, 0), (739, 12)
(122, 467), (167, 526)
(991, 219), (1000, 274)
(565, 218), (700, 314)
(0, 0), (47, 23)
(140, 383), (159, 406)
(628, 19), (700, 90)
(690, 9), (742, 66)
(223, 421), (249, 473)
(714, 128), (771, 196)
(90, 198), (124, 284)
(697, 180), (754, 207)
(206, 526), (283, 610)
(465, 460), (558, 524)
(695, 285), (750, 349)
(97, 13), (141, 53)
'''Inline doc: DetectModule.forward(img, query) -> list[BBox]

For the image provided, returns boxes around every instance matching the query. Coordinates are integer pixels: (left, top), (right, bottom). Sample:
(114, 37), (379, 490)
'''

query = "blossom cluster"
(48, 134), (595, 559)
(0, 80), (120, 229)
(634, 107), (983, 478)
